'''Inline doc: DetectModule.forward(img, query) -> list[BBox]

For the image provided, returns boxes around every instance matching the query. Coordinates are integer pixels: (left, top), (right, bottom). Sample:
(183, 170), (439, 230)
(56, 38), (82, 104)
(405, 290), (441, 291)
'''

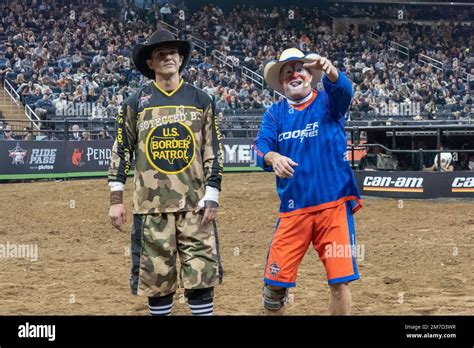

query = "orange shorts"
(264, 201), (360, 287)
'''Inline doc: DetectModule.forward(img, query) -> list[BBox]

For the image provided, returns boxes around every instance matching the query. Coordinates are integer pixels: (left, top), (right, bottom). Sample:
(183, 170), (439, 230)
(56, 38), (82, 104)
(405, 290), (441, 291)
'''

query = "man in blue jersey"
(255, 48), (362, 315)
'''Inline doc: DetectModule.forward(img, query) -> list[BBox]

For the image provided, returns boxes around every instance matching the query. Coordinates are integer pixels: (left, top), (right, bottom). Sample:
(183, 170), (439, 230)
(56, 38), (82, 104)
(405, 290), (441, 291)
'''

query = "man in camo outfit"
(108, 29), (224, 316)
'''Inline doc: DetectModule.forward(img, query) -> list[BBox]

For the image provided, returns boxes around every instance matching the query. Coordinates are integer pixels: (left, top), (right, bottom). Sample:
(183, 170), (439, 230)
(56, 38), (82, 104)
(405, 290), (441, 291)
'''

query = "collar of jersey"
(153, 79), (184, 97)
(287, 90), (318, 111)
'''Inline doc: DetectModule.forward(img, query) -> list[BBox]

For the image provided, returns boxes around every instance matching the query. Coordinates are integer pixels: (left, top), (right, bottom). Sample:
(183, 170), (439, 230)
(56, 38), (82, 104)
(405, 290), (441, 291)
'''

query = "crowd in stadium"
(0, 0), (472, 142)
(326, 2), (473, 21)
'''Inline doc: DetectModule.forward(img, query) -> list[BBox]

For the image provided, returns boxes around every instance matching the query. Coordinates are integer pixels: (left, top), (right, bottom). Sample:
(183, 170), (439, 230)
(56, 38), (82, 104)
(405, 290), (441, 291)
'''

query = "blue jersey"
(255, 72), (362, 216)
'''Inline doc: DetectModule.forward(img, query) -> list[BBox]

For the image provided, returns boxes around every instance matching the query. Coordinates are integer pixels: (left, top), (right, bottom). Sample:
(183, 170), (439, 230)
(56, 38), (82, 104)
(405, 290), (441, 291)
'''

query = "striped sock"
(149, 303), (173, 316)
(189, 301), (214, 316)
(148, 293), (174, 316)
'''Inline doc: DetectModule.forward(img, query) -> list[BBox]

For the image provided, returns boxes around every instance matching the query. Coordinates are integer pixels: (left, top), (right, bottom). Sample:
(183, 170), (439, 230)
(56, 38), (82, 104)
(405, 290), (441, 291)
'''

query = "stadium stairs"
(0, 86), (30, 127)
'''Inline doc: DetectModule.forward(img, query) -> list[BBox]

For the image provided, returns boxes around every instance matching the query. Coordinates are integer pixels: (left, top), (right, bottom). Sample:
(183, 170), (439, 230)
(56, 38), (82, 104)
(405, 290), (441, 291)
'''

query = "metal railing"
(367, 31), (380, 43)
(461, 68), (472, 83)
(241, 66), (264, 90)
(0, 118), (116, 140)
(239, 65), (284, 99)
(24, 104), (41, 130)
(418, 53), (444, 72)
(3, 79), (21, 120)
(158, 20), (179, 37)
(3, 79), (20, 105)
(187, 34), (207, 56)
(212, 50), (235, 72)
(388, 40), (409, 60)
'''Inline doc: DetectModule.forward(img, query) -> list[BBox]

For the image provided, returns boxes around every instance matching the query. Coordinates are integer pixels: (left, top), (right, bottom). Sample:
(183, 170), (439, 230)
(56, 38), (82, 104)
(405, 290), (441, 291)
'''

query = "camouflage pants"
(130, 211), (223, 297)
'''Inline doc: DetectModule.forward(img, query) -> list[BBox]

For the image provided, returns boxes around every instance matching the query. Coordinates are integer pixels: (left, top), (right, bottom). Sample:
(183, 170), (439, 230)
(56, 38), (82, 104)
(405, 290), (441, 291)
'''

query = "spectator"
(53, 93), (68, 115)
(18, 80), (35, 100)
(357, 145), (398, 171)
(69, 124), (82, 141)
(424, 148), (454, 172)
(242, 97), (251, 110)
(459, 143), (474, 171)
(23, 127), (33, 141)
(105, 96), (119, 118)
(14, 73), (25, 88)
(251, 96), (264, 109)
(228, 95), (240, 110)
(34, 94), (55, 120)
(238, 83), (250, 101)
(3, 126), (15, 140)
(98, 130), (113, 140)
(160, 3), (173, 23)
(202, 80), (216, 98)
(91, 99), (106, 119)
(197, 56), (211, 70)
(216, 95), (230, 112)
(82, 131), (91, 141)
(262, 95), (273, 109)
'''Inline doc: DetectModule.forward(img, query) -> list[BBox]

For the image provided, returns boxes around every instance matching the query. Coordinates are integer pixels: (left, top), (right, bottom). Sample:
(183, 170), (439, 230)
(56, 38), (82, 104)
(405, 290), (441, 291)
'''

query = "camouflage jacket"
(108, 79), (224, 214)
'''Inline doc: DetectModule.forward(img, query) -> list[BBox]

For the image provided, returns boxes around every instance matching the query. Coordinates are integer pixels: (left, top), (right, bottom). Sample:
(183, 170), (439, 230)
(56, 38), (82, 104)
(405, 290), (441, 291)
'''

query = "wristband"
(110, 191), (123, 205)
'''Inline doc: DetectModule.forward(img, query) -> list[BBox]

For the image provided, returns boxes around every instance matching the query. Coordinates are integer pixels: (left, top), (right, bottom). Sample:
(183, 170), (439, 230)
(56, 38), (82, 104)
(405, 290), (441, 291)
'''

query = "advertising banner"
(354, 171), (474, 198)
(0, 141), (67, 175)
(1, 140), (473, 199)
(222, 138), (257, 167)
(66, 140), (114, 172)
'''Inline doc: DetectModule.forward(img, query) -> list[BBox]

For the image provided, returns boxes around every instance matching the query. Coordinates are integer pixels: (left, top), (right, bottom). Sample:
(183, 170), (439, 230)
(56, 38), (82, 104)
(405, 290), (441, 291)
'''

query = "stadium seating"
(0, 0), (472, 138)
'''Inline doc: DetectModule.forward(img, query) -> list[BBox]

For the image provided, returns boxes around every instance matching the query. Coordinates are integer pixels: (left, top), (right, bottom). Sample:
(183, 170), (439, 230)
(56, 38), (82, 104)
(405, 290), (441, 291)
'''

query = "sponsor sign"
(451, 177), (474, 193)
(1, 141), (66, 174)
(1, 140), (473, 199)
(362, 176), (424, 193)
(66, 141), (113, 172)
(222, 138), (257, 167)
(355, 171), (474, 198)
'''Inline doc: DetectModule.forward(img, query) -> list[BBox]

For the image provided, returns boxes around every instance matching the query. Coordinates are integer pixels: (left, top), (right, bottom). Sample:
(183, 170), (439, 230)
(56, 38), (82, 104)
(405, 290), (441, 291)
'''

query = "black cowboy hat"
(132, 29), (192, 79)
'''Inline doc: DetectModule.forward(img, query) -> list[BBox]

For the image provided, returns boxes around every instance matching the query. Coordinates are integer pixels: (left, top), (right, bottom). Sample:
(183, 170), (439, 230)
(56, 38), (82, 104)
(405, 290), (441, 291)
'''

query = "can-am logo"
(451, 177), (474, 192)
(363, 176), (423, 192)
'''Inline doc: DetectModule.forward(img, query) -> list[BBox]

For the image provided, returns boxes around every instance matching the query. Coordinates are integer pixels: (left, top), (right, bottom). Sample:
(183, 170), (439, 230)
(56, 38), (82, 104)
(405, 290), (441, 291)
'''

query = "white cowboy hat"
(264, 48), (323, 95)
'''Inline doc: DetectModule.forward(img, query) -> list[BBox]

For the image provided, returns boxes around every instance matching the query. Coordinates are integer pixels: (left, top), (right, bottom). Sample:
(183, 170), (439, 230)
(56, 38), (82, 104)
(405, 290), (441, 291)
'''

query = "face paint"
(280, 62), (310, 83)
(280, 61), (312, 100)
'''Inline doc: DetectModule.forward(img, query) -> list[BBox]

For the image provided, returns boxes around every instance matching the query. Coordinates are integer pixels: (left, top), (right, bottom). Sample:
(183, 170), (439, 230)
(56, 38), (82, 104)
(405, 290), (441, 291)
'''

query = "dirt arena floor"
(0, 172), (472, 315)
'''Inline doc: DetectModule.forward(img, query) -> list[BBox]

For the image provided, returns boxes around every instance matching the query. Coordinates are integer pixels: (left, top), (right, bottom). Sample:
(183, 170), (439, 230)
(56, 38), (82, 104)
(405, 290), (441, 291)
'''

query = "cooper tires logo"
(145, 122), (195, 174)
